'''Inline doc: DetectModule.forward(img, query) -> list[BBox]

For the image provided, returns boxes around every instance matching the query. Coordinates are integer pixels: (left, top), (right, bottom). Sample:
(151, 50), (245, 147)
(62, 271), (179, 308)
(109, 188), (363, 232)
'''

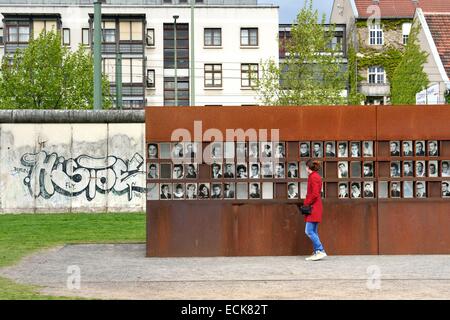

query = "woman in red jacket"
(303, 159), (327, 261)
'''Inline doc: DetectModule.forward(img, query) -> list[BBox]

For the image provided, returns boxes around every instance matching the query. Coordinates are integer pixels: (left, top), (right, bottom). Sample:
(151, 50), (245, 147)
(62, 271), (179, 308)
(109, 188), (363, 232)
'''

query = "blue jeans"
(305, 222), (325, 253)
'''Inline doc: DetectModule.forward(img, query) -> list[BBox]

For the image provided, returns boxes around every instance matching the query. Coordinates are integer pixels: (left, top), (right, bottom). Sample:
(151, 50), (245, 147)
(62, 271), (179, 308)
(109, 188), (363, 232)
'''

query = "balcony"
(359, 82), (390, 97)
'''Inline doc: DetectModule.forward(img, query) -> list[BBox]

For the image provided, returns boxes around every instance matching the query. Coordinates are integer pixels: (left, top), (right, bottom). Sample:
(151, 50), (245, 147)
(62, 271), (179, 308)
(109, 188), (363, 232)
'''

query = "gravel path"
(1, 244), (450, 300)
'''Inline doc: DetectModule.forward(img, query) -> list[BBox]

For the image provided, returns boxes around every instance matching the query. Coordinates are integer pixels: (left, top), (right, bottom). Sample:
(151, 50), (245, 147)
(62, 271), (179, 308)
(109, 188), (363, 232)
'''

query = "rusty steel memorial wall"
(145, 106), (450, 257)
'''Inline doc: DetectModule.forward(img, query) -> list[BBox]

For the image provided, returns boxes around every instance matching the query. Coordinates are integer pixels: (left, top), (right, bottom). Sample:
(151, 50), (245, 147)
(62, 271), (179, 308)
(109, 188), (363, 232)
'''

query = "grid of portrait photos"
(146, 140), (450, 201)
(378, 140), (450, 199)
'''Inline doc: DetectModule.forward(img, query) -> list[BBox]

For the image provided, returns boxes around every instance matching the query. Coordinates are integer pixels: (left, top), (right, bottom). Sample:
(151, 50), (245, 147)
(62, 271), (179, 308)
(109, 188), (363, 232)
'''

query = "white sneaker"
(305, 251), (317, 261)
(310, 251), (327, 261)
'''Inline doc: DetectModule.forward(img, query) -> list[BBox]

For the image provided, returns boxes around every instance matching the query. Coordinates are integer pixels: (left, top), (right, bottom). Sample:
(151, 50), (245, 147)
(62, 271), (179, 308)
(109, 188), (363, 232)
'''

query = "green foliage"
(446, 90), (450, 104)
(347, 46), (365, 105)
(257, 0), (347, 106)
(357, 46), (404, 84)
(391, 26), (429, 105)
(0, 31), (112, 109)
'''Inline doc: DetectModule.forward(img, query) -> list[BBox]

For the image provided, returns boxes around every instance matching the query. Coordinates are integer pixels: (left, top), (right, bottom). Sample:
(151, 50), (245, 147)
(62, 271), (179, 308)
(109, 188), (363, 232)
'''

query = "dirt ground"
(1, 244), (450, 300)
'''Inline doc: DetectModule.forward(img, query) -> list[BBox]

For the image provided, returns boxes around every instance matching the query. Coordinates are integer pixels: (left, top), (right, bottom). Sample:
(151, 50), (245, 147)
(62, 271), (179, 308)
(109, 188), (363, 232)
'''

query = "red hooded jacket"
(303, 171), (323, 223)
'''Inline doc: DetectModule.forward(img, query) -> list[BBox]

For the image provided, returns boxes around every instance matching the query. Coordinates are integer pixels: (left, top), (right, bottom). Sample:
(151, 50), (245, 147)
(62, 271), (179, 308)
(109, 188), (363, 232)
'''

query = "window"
(204, 64), (222, 87)
(63, 28), (70, 45)
(122, 58), (143, 84)
(241, 28), (258, 46)
(102, 58), (116, 83)
(402, 22), (412, 45)
(369, 24), (383, 45)
(146, 28), (155, 46)
(120, 21), (143, 41)
(7, 25), (30, 43)
(33, 20), (56, 39)
(204, 28), (221, 46)
(147, 69), (155, 88)
(164, 77), (190, 106)
(368, 67), (385, 84)
(163, 23), (189, 69)
(241, 63), (258, 88)
(102, 21), (116, 43)
(0, 28), (3, 44)
(82, 28), (89, 45)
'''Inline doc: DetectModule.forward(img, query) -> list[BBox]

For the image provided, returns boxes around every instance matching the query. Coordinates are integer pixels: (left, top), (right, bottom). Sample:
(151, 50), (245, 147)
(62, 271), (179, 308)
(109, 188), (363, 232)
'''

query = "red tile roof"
(424, 13), (450, 78)
(355, 0), (450, 19)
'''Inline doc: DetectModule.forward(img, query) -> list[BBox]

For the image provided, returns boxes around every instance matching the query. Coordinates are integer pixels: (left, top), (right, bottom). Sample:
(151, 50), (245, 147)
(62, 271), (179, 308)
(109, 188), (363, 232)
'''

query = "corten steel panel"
(377, 106), (450, 140)
(378, 201), (450, 255)
(145, 106), (377, 142)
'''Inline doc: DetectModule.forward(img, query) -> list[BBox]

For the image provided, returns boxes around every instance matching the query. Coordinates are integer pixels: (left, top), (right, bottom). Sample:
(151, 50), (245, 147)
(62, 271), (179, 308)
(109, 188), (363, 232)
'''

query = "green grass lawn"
(0, 212), (146, 300)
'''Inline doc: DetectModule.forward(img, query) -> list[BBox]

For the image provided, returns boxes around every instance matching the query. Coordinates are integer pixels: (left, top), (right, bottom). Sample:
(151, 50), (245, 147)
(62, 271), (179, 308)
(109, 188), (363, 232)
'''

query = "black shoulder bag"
(296, 203), (312, 215)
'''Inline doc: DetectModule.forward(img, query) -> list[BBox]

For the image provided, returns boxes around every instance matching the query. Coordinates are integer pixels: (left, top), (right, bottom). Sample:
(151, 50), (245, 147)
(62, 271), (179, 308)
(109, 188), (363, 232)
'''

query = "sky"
(268, 0), (334, 24)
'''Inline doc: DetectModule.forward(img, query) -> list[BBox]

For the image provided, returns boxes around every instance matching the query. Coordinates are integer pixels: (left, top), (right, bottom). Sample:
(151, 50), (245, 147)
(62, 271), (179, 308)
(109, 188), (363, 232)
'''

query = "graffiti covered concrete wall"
(0, 123), (146, 213)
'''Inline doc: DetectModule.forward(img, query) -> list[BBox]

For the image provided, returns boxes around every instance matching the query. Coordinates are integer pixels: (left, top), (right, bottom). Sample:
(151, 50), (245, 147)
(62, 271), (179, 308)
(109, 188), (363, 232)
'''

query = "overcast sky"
(268, 0), (334, 24)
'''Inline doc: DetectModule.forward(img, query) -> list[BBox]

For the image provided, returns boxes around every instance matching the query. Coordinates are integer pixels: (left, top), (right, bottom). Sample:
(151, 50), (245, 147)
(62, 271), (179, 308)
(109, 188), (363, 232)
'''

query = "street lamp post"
(190, 0), (195, 106)
(93, 0), (105, 111)
(173, 15), (179, 107)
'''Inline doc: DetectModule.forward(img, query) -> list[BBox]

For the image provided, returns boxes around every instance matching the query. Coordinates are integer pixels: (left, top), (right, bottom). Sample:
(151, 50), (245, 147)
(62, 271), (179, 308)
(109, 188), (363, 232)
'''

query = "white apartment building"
(0, 0), (279, 108)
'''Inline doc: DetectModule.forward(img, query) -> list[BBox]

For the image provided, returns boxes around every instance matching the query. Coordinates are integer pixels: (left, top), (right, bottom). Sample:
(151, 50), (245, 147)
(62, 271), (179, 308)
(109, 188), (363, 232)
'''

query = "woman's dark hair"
(306, 159), (321, 172)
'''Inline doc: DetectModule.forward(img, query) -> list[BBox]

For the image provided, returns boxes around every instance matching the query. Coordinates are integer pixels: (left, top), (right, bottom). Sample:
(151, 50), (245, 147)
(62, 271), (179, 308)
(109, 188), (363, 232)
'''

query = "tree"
(391, 25), (429, 105)
(257, 0), (347, 106)
(0, 31), (112, 109)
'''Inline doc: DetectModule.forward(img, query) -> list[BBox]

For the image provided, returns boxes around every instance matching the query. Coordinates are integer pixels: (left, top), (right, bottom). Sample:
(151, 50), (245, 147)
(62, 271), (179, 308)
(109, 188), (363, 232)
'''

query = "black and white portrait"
(287, 162), (299, 178)
(312, 142), (323, 158)
(249, 162), (260, 179)
(350, 182), (362, 199)
(223, 183), (235, 199)
(390, 182), (401, 198)
(338, 183), (349, 199)
(325, 141), (336, 158)
(249, 183), (261, 199)
(236, 163), (248, 179)
(173, 183), (185, 200)
(415, 182), (427, 198)
(198, 183), (210, 199)
(415, 141), (426, 156)
(287, 183), (299, 199)
(415, 161), (426, 177)
(429, 161), (438, 177)
(363, 141), (374, 157)
(442, 161), (450, 177)
(363, 182), (374, 198)
(147, 163), (159, 179)
(249, 142), (259, 159)
(172, 164), (184, 179)
(390, 161), (401, 178)
(171, 142), (184, 159)
(261, 162), (273, 178)
(350, 142), (361, 158)
(260, 142), (273, 159)
(236, 142), (247, 161)
(403, 181), (414, 199)
(274, 162), (285, 178)
(299, 142), (311, 158)
(274, 142), (286, 159)
(160, 183), (172, 200)
(442, 181), (450, 198)
(363, 162), (374, 178)
(337, 141), (348, 158)
(184, 163), (198, 179)
(428, 141), (439, 157)
(210, 142), (223, 160)
(338, 161), (349, 179)
(186, 183), (197, 200)
(148, 143), (158, 159)
(390, 141), (400, 157)
(184, 142), (198, 159)
(402, 141), (413, 157)
(211, 163), (223, 179)
(211, 183), (222, 199)
(223, 163), (235, 178)
(403, 161), (414, 177)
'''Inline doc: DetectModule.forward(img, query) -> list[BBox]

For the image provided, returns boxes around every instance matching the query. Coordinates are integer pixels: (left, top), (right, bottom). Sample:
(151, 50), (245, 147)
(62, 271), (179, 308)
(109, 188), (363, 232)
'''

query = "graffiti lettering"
(20, 151), (146, 201)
